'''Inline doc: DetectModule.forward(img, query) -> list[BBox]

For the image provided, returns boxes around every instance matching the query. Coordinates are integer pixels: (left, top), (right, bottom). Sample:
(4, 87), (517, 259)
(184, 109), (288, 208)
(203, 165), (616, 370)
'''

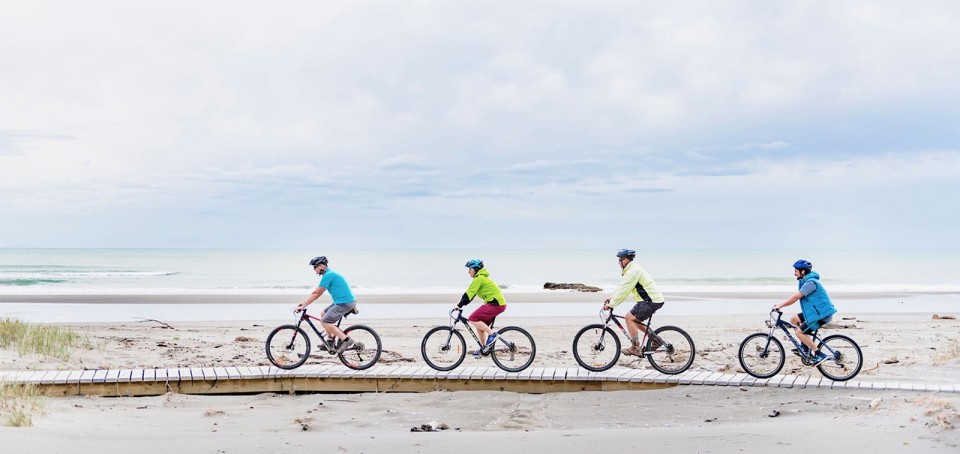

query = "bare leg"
(790, 314), (817, 351)
(319, 310), (347, 340)
(469, 320), (493, 345)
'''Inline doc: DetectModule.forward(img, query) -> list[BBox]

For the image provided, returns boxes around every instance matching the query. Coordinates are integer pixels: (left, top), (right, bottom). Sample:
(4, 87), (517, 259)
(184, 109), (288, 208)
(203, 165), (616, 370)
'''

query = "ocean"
(1, 248), (958, 322)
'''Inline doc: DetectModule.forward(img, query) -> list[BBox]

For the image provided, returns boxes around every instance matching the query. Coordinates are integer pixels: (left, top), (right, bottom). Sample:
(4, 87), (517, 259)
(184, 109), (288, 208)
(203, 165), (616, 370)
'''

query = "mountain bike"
(420, 308), (536, 372)
(572, 308), (695, 374)
(738, 309), (862, 381)
(265, 307), (382, 370)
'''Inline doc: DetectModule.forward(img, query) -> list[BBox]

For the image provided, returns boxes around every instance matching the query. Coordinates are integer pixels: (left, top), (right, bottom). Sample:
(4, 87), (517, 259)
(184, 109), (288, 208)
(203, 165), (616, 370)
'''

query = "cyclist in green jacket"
(603, 249), (665, 356)
(455, 259), (507, 356)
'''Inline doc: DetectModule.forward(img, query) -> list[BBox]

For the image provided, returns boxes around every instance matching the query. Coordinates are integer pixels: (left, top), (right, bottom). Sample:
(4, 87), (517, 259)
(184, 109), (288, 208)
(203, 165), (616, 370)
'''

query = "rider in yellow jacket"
(602, 249), (666, 356)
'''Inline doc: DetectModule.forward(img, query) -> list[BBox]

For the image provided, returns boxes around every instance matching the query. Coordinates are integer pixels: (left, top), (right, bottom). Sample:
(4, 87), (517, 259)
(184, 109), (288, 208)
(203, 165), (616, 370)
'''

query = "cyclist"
(295, 256), (357, 353)
(773, 259), (837, 365)
(454, 259), (506, 356)
(602, 249), (666, 357)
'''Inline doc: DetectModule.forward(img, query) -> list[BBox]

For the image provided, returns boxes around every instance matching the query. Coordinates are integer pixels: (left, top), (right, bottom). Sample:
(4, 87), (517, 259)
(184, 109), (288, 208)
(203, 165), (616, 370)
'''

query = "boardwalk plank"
(53, 371), (71, 384)
(66, 370), (84, 384)
(703, 372), (725, 385)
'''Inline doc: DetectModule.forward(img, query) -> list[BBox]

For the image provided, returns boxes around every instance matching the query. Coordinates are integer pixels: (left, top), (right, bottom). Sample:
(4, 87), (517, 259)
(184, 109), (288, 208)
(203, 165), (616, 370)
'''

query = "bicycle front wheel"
(816, 334), (863, 381)
(738, 333), (785, 379)
(646, 326), (695, 374)
(572, 324), (620, 372)
(421, 326), (467, 371)
(338, 325), (382, 370)
(490, 326), (536, 372)
(265, 325), (311, 370)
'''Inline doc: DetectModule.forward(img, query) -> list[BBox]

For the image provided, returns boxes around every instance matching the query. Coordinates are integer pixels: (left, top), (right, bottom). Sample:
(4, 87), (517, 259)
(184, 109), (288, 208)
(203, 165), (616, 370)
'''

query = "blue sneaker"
(811, 351), (830, 366)
(484, 332), (499, 350)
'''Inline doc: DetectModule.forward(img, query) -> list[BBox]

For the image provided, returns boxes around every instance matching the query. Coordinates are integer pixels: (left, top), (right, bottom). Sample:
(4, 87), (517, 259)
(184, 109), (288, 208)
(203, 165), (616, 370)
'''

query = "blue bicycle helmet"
(464, 259), (484, 269)
(616, 249), (636, 259)
(793, 259), (813, 270)
(309, 256), (328, 267)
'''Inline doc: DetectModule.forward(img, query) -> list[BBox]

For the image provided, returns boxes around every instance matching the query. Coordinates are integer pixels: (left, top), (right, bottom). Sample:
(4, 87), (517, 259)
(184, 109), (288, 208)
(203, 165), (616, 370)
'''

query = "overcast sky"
(1, 1), (958, 250)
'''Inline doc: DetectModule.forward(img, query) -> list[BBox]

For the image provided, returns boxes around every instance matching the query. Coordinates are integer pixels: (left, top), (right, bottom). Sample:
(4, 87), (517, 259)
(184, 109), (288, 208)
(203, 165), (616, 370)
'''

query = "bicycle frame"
(598, 309), (666, 353)
(763, 310), (837, 363)
(294, 309), (348, 351)
(446, 308), (492, 350)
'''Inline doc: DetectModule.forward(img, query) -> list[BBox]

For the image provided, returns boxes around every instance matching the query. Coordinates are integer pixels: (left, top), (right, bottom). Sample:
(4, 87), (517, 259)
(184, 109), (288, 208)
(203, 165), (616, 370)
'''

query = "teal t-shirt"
(318, 270), (355, 304)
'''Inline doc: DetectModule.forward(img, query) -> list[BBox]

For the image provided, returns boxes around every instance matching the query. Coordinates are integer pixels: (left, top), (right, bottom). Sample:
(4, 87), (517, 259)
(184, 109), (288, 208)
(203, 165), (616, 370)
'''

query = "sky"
(0, 1), (958, 250)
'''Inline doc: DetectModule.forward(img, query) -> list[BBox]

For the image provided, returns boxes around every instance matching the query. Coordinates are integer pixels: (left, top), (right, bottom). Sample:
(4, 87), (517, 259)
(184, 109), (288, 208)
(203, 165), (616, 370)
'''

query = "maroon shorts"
(468, 303), (506, 325)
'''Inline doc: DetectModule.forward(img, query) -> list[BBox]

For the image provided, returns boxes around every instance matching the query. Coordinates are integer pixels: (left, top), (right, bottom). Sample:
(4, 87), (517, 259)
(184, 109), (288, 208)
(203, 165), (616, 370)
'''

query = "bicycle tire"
(338, 325), (382, 370)
(421, 326), (467, 371)
(265, 324), (311, 370)
(490, 326), (536, 372)
(738, 333), (785, 379)
(572, 324), (621, 372)
(816, 334), (863, 381)
(646, 325), (695, 374)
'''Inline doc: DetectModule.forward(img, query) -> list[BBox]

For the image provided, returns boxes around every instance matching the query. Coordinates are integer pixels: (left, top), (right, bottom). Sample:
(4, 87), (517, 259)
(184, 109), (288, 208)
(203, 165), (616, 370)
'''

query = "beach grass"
(0, 381), (45, 427)
(0, 318), (90, 361)
(935, 340), (960, 364)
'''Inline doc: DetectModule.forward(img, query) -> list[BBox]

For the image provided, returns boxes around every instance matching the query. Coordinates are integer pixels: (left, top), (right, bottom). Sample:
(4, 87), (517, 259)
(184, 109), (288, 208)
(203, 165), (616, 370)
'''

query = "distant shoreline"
(2, 290), (956, 305)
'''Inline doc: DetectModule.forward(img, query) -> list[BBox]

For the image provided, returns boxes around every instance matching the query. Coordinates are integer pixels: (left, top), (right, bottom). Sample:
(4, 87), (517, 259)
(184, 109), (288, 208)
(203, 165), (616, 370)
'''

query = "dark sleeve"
(457, 293), (472, 308)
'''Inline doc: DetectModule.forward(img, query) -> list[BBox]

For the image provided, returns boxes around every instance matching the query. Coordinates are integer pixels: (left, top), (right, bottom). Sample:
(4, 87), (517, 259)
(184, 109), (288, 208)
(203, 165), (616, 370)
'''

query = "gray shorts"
(321, 301), (357, 324)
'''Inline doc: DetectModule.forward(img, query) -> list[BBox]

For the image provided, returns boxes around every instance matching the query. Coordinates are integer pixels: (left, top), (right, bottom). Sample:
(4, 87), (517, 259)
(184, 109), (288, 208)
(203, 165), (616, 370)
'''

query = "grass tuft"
(0, 317), (89, 361)
(0, 381), (45, 427)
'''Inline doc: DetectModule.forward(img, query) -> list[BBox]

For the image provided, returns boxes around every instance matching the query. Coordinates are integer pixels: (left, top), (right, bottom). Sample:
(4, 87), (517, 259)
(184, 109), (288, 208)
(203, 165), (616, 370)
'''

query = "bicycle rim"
(816, 334), (863, 381)
(490, 326), (536, 372)
(339, 325), (382, 370)
(265, 325), (311, 370)
(647, 326), (695, 374)
(572, 324), (620, 372)
(421, 326), (466, 371)
(738, 333), (785, 379)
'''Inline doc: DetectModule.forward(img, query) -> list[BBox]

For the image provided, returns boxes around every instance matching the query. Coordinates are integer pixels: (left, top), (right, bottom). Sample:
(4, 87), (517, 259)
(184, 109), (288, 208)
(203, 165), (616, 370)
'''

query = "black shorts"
(798, 312), (833, 334)
(629, 301), (664, 322)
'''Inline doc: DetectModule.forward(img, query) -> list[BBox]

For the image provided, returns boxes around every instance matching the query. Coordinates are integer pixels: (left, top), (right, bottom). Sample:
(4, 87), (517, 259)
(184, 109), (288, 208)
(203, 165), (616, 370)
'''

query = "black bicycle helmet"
(616, 249), (636, 259)
(309, 256), (329, 267)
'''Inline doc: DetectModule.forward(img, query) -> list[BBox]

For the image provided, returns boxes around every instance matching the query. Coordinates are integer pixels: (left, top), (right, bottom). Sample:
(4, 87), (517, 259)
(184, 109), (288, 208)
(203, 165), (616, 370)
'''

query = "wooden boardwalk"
(1, 366), (956, 397)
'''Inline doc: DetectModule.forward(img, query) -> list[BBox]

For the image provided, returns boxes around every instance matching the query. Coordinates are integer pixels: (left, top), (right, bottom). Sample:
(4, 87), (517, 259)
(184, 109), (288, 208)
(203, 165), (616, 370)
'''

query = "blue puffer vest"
(798, 271), (837, 321)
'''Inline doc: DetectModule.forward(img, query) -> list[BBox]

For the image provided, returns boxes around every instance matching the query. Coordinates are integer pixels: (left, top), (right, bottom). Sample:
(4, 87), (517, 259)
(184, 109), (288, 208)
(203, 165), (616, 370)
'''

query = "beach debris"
(882, 357), (899, 365)
(869, 397), (883, 409)
(543, 282), (602, 292)
(704, 417), (717, 423)
(768, 410), (780, 418)
(294, 416), (314, 431)
(411, 420), (449, 432)
(234, 336), (257, 342)
(933, 314), (957, 320)
(204, 410), (226, 417)
(134, 318), (175, 329)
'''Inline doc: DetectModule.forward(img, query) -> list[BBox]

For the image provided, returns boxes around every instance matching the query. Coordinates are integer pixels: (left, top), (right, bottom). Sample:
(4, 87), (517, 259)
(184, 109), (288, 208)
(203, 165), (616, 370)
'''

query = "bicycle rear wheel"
(646, 326), (695, 374)
(421, 326), (467, 371)
(738, 333), (785, 379)
(338, 325), (382, 370)
(265, 325), (311, 370)
(816, 334), (863, 381)
(490, 326), (536, 372)
(572, 324), (620, 372)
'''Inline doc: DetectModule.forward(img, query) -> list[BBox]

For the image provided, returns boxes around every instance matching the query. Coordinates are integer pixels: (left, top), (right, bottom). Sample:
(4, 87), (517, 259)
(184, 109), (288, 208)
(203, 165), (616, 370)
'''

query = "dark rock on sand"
(543, 282), (603, 292)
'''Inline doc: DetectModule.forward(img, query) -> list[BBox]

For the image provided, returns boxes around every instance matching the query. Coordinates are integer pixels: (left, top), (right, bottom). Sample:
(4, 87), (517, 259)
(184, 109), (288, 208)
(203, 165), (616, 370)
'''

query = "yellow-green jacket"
(457, 268), (506, 307)
(607, 261), (664, 307)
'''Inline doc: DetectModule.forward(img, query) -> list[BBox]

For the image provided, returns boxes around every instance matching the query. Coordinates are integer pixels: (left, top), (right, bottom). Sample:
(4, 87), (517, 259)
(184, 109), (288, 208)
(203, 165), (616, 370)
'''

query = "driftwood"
(134, 318), (175, 329)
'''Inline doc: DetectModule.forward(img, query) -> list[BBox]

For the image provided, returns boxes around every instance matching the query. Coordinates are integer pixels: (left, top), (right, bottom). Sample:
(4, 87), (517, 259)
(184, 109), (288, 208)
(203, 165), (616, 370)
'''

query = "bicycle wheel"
(265, 325), (311, 370)
(646, 326), (696, 374)
(572, 324), (621, 372)
(421, 326), (467, 371)
(738, 333), (785, 379)
(490, 326), (536, 372)
(338, 325), (382, 370)
(816, 334), (863, 381)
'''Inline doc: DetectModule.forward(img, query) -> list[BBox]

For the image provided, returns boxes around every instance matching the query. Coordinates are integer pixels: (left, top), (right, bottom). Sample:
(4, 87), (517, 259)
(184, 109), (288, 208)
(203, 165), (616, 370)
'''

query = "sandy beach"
(1, 294), (958, 452)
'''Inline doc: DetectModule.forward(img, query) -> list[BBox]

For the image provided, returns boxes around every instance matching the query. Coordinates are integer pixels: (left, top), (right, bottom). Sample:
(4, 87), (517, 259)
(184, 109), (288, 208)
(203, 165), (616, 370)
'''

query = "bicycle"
(572, 308), (695, 374)
(420, 308), (536, 372)
(265, 307), (382, 370)
(738, 309), (863, 381)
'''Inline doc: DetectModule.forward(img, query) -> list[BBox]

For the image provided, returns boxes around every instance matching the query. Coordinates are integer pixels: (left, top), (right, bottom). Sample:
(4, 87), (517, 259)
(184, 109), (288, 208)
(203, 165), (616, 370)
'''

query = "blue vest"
(798, 272), (837, 321)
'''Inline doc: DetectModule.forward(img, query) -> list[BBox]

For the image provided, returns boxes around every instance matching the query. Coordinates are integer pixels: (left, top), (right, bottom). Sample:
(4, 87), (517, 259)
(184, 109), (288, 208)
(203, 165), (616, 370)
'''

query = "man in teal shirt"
(296, 256), (357, 353)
